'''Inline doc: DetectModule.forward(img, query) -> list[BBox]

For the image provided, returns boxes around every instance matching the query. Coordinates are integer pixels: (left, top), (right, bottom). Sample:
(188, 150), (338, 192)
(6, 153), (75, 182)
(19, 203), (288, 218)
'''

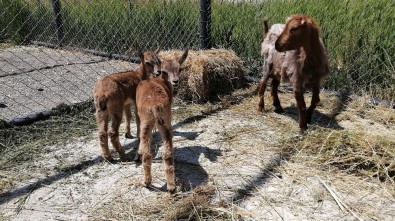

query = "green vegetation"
(211, 0), (395, 100)
(1, 0), (394, 100)
(0, 0), (31, 43)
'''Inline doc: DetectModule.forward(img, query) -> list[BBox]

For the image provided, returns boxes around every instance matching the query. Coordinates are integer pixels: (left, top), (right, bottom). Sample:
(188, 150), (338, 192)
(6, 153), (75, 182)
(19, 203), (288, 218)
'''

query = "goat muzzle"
(275, 41), (285, 52)
(172, 80), (179, 87)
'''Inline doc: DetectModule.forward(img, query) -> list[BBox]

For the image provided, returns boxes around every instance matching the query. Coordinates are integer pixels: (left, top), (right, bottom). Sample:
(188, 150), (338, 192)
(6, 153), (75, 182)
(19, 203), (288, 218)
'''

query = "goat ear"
(178, 49), (189, 65)
(138, 51), (144, 62)
(134, 41), (144, 60)
(155, 47), (161, 54)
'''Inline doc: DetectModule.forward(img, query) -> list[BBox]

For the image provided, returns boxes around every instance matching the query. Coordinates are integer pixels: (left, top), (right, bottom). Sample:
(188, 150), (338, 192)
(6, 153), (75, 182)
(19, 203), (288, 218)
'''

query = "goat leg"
(99, 131), (113, 161)
(306, 85), (320, 124)
(135, 106), (141, 139)
(258, 75), (270, 112)
(124, 103), (134, 138)
(159, 124), (176, 193)
(109, 114), (127, 161)
(139, 123), (153, 186)
(294, 88), (308, 130)
(96, 110), (113, 161)
(271, 78), (284, 113)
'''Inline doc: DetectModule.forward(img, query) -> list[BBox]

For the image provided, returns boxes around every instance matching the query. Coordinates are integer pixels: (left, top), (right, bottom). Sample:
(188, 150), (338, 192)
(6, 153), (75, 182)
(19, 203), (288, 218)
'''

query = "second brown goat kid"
(135, 49), (188, 193)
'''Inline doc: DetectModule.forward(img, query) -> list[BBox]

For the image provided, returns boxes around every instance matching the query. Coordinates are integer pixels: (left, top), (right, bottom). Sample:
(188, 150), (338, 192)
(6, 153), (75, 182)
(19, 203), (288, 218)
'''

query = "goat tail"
(263, 17), (269, 35)
(97, 96), (108, 111)
(150, 104), (165, 126)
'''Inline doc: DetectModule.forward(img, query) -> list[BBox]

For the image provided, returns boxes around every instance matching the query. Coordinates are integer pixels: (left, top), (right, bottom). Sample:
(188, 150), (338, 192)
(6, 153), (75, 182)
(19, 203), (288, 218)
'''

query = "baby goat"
(93, 49), (161, 161)
(135, 49), (188, 193)
(258, 15), (329, 130)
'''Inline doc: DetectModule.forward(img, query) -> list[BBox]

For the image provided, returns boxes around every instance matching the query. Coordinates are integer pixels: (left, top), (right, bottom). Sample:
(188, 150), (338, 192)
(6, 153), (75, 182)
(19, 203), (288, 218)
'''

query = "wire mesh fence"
(1, 0), (394, 125)
(0, 1), (394, 219)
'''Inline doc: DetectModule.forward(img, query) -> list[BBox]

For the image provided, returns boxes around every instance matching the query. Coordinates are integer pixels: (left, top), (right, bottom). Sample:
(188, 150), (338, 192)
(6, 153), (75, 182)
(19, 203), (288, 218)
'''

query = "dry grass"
(0, 101), (96, 194)
(159, 49), (247, 103)
(284, 128), (395, 182)
(1, 81), (394, 220)
(164, 185), (217, 221)
(272, 90), (395, 196)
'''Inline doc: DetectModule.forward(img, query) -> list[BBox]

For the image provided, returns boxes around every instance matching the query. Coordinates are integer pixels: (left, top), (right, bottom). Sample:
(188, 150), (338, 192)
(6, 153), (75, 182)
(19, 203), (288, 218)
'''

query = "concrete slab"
(0, 46), (138, 124)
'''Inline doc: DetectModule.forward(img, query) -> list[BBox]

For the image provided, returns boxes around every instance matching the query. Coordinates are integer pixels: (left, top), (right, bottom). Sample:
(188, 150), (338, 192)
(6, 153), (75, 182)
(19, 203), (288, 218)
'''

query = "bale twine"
(159, 49), (246, 103)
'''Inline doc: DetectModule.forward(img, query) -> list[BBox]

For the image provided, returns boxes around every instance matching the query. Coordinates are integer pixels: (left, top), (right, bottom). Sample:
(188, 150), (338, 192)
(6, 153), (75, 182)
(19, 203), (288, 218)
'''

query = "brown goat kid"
(93, 49), (161, 161)
(258, 15), (329, 130)
(135, 49), (188, 193)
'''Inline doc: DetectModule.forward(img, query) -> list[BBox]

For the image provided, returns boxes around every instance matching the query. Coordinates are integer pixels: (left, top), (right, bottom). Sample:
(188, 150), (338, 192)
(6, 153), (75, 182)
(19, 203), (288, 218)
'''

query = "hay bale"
(159, 49), (246, 103)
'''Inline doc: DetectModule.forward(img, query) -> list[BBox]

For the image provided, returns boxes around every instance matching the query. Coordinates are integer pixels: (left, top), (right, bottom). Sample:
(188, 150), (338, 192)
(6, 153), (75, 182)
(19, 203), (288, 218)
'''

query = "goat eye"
(145, 62), (153, 67)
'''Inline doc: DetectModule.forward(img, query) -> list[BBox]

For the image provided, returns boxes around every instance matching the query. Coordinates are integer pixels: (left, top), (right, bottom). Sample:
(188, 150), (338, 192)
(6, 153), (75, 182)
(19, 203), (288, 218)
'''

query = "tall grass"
(60, 0), (200, 53)
(0, 0), (394, 100)
(0, 0), (31, 43)
(211, 0), (395, 100)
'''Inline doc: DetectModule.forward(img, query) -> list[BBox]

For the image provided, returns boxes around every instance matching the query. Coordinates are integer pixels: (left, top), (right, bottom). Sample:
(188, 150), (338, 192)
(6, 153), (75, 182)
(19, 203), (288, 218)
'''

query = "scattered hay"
(163, 184), (239, 221)
(0, 100), (96, 174)
(339, 94), (395, 126)
(284, 127), (395, 183)
(159, 49), (247, 103)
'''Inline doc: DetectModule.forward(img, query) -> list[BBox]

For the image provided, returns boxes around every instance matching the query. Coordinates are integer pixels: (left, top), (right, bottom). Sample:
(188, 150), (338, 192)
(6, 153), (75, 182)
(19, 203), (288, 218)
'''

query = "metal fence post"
(51, 0), (64, 47)
(199, 0), (212, 49)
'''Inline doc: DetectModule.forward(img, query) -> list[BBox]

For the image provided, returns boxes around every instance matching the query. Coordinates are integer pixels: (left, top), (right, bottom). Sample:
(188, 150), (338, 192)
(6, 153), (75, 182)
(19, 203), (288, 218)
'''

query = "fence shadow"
(231, 154), (283, 202)
(0, 157), (101, 205)
(0, 103), (224, 205)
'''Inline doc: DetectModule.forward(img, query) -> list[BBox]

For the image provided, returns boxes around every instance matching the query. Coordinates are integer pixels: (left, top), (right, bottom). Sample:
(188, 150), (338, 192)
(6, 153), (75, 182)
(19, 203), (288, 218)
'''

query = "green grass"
(1, 0), (394, 100)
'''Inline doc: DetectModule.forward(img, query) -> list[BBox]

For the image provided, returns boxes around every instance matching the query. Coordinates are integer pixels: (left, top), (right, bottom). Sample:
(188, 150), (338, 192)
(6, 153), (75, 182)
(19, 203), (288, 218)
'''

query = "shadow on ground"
(175, 146), (223, 192)
(231, 154), (283, 202)
(0, 157), (101, 205)
(0, 104), (229, 204)
(282, 105), (344, 129)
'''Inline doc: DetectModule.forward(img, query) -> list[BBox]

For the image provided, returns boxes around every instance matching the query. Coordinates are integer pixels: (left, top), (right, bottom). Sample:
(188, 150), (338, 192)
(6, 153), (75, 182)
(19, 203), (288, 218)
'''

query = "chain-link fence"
(0, 2), (394, 219)
(1, 0), (394, 125)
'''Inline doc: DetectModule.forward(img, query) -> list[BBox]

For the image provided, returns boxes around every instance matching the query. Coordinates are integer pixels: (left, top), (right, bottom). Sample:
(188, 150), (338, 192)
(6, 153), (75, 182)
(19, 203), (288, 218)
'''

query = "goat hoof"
(133, 153), (141, 162)
(103, 155), (114, 162)
(125, 133), (134, 139)
(299, 126), (308, 132)
(120, 155), (129, 162)
(306, 116), (313, 124)
(143, 180), (152, 188)
(167, 187), (176, 194)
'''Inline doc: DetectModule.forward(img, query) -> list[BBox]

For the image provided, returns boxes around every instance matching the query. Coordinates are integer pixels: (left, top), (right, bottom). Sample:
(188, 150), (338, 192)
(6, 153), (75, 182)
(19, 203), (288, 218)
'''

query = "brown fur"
(135, 49), (188, 193)
(258, 15), (329, 130)
(92, 50), (161, 161)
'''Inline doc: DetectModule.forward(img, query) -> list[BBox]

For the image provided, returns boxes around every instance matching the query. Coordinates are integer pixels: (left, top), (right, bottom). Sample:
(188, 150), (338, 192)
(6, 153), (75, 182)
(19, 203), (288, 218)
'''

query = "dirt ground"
(1, 88), (394, 220)
(0, 46), (394, 221)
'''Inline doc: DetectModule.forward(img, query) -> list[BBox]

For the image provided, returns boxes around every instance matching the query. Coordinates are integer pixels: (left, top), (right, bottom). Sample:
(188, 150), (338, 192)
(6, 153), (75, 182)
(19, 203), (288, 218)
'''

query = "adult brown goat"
(258, 15), (329, 130)
(92, 49), (161, 161)
(135, 49), (188, 193)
